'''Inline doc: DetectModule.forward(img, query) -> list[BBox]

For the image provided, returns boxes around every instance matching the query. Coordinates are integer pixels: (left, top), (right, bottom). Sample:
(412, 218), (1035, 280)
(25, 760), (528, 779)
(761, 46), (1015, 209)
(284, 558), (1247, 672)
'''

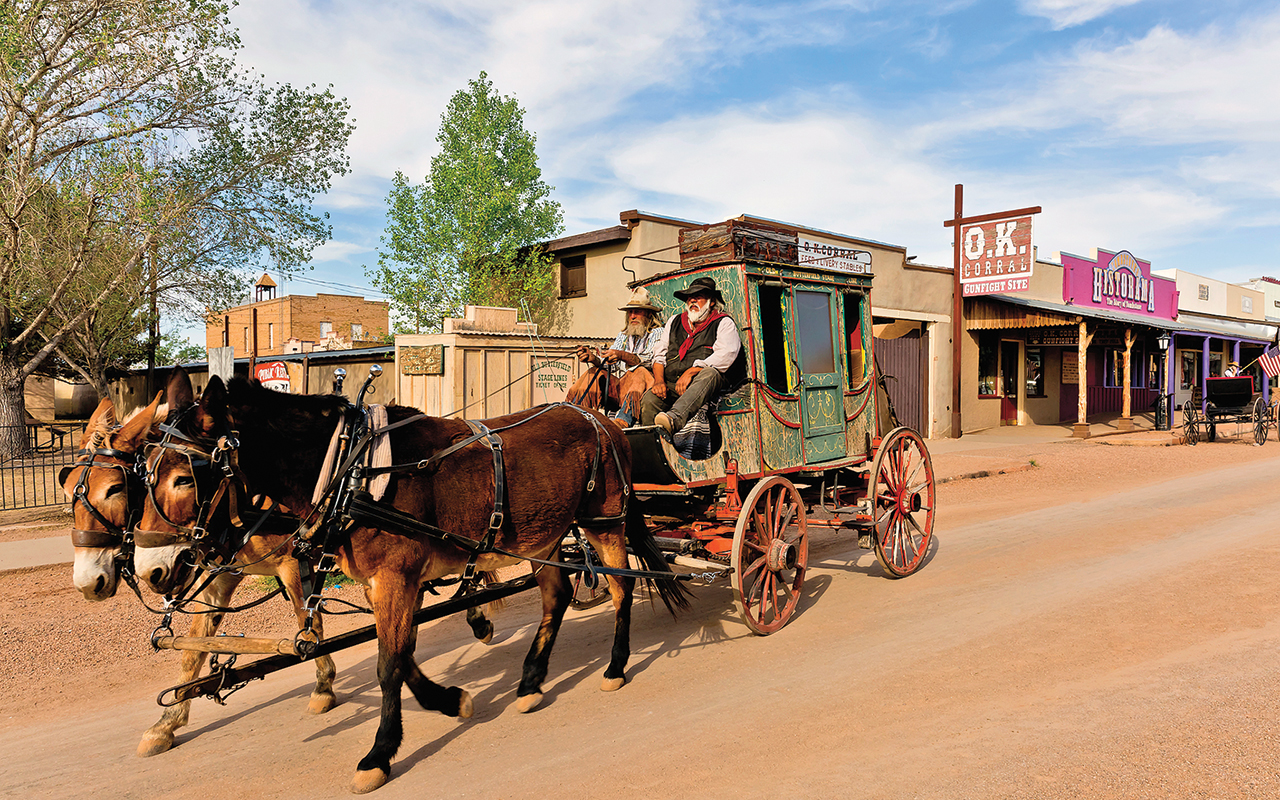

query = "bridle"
(66, 429), (142, 576)
(135, 408), (246, 549)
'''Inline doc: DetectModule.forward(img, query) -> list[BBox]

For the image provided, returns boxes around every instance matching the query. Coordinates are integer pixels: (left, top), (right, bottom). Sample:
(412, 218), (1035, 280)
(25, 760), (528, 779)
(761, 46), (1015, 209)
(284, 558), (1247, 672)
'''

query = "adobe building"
(205, 273), (390, 358)
(546, 210), (955, 438)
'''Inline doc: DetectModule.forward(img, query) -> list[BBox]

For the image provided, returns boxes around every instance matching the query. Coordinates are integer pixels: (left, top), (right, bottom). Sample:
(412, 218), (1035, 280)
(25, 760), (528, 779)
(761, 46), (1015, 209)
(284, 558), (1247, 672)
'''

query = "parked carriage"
(1182, 375), (1275, 445)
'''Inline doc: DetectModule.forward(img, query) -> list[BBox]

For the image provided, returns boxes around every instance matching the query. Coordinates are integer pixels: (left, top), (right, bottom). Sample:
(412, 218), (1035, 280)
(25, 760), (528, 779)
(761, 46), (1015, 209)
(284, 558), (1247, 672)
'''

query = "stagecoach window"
(978, 333), (999, 397)
(843, 293), (866, 387)
(757, 283), (794, 394)
(794, 291), (835, 374)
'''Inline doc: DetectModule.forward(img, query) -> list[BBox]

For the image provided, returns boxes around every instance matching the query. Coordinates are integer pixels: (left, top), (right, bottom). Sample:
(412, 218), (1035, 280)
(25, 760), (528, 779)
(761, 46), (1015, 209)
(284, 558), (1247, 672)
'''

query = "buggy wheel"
(869, 427), (935, 578)
(564, 541), (612, 610)
(731, 475), (808, 635)
(1183, 402), (1199, 446)
(1253, 397), (1269, 446)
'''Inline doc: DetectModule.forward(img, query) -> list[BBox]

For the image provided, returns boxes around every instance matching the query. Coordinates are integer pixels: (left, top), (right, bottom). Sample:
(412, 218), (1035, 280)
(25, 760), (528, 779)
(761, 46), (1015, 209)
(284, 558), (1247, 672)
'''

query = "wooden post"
(1074, 320), (1094, 438)
(951, 184), (964, 439)
(1119, 328), (1134, 430)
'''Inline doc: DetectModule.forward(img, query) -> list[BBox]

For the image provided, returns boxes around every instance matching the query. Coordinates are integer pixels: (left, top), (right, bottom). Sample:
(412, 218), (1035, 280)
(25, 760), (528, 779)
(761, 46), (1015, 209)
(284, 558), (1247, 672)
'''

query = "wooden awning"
(965, 297), (1076, 330)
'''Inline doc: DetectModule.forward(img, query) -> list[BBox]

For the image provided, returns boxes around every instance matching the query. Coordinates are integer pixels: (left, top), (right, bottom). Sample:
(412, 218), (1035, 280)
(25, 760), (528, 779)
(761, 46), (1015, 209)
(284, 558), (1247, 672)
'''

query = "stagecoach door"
(793, 287), (847, 462)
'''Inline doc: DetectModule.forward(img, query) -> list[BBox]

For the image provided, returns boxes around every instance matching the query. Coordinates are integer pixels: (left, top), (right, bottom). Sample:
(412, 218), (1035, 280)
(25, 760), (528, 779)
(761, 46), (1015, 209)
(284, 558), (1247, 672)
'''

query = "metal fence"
(0, 422), (86, 510)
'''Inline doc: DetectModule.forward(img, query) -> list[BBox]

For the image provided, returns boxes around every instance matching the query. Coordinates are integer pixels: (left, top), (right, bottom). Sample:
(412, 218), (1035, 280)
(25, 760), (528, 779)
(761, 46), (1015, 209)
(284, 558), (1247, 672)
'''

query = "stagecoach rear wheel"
(869, 427), (935, 578)
(731, 475), (808, 635)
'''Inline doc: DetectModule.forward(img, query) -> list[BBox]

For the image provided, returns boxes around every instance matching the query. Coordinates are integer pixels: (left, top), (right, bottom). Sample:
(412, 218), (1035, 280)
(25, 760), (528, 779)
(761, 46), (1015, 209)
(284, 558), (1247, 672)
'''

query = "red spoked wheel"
(869, 427), (935, 578)
(731, 475), (808, 635)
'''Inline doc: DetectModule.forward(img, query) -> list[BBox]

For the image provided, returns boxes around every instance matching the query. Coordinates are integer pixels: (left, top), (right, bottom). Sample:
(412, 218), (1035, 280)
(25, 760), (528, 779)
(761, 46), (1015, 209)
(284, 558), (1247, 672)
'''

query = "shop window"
(1103, 346), (1146, 388)
(977, 333), (999, 396)
(559, 255), (586, 298)
(1180, 351), (1200, 390)
(757, 283), (794, 394)
(842, 292), (867, 388)
(1025, 348), (1045, 398)
(1147, 352), (1160, 389)
(1208, 352), (1223, 377)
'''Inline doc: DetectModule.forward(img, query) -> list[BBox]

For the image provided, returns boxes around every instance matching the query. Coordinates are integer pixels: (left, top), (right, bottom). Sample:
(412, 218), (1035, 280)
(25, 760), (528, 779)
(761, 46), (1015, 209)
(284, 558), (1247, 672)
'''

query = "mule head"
(60, 392), (165, 600)
(133, 377), (233, 596)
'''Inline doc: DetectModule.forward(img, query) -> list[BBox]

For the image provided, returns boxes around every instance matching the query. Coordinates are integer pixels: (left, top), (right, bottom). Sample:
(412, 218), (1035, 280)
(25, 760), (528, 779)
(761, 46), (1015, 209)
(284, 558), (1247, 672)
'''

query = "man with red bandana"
(641, 276), (746, 434)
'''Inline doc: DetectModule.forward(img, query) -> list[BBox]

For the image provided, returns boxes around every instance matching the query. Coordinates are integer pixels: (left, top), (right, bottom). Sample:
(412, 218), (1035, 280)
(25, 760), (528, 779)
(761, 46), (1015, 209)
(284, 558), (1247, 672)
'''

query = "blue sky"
(192, 0), (1280, 332)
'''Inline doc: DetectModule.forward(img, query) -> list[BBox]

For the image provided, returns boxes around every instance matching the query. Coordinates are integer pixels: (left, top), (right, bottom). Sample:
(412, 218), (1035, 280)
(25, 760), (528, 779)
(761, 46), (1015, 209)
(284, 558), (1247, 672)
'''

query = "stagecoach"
(565, 218), (935, 633)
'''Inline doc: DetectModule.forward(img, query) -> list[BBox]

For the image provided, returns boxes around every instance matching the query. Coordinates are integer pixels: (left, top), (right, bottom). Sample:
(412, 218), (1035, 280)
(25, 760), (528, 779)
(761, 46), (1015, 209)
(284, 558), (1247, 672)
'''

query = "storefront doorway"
(1000, 340), (1020, 424)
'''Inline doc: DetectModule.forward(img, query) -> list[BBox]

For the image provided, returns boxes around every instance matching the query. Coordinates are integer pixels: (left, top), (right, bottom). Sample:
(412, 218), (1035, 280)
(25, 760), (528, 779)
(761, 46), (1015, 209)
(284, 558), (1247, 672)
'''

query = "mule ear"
(78, 397), (117, 449)
(117, 391), (165, 450)
(193, 377), (228, 437)
(166, 365), (195, 409)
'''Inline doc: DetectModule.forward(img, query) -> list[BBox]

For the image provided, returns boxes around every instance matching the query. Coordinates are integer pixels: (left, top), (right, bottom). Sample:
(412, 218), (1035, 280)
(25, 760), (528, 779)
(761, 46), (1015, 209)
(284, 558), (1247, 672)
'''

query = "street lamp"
(1155, 331), (1172, 430)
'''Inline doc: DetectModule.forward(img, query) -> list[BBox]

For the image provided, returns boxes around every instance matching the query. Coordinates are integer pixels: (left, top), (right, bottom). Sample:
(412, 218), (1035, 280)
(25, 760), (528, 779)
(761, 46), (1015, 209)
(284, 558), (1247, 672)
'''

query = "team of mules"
(61, 369), (686, 793)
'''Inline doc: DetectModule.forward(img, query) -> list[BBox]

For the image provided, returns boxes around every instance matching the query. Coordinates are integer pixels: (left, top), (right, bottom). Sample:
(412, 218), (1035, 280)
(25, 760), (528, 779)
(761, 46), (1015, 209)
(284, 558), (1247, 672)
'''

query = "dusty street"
(2, 437), (1279, 799)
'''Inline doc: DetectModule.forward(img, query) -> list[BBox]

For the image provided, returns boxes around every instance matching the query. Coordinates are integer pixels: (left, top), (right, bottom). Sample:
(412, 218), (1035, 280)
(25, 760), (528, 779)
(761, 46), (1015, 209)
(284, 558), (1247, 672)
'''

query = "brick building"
(205, 273), (390, 358)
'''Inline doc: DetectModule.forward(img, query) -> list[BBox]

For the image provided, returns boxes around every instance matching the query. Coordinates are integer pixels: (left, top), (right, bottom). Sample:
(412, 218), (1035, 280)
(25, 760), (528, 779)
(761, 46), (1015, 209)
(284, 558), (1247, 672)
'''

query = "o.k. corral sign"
(960, 214), (1035, 297)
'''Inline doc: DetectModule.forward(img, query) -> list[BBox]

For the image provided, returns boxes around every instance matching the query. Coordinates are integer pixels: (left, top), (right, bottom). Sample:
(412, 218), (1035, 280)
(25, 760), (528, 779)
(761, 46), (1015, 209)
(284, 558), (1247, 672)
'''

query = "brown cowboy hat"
(673, 276), (724, 304)
(618, 287), (662, 313)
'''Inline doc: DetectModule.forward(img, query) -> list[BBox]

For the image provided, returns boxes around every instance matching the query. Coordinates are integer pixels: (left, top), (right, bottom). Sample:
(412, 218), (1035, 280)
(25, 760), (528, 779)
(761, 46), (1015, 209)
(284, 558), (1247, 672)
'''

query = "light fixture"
(1156, 331), (1171, 352)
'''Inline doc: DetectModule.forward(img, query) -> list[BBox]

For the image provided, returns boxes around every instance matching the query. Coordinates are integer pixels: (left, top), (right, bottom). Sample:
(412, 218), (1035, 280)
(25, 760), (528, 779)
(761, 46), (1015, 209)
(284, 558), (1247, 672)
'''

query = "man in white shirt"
(568, 288), (664, 424)
(641, 276), (746, 433)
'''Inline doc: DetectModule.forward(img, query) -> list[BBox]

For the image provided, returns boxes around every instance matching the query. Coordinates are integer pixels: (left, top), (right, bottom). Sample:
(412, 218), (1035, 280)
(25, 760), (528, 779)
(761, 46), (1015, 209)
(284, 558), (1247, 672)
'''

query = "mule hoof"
(515, 692), (542, 713)
(600, 675), (626, 692)
(350, 768), (389, 794)
(308, 691), (338, 715)
(136, 731), (175, 757)
(458, 691), (474, 719)
(479, 630), (494, 645)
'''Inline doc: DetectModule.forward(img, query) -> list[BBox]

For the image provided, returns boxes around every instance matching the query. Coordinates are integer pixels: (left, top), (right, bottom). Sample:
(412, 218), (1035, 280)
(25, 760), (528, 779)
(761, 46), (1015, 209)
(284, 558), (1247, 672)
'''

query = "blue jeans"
(640, 368), (725, 430)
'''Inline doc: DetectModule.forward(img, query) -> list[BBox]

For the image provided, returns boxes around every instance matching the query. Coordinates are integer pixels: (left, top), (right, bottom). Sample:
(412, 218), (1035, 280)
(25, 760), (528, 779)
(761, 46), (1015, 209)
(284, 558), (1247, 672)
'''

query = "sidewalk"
(0, 414), (1180, 573)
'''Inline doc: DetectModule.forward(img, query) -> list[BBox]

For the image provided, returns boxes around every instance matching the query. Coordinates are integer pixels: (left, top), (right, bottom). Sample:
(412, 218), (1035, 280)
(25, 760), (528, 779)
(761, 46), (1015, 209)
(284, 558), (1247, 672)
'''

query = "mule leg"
(275, 557), (339, 714)
(514, 563), (573, 713)
(137, 573), (242, 757)
(351, 572), (472, 794)
(583, 527), (634, 692)
(465, 604), (494, 644)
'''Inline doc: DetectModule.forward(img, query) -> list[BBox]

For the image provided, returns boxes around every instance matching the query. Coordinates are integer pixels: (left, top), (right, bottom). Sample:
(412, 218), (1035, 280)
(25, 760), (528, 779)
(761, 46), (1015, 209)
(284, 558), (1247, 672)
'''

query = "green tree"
(370, 72), (564, 334)
(0, 0), (353, 453)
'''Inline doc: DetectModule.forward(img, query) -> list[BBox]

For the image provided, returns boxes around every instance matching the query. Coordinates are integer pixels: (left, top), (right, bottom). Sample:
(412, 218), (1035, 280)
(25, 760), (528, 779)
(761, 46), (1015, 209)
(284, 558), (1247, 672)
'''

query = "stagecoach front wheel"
(731, 475), (808, 635)
(869, 427), (935, 578)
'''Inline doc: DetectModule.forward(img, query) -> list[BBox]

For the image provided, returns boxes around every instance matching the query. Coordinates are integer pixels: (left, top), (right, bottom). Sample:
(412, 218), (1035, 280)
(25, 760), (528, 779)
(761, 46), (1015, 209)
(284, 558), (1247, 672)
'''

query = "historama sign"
(959, 214), (1035, 297)
(1060, 248), (1177, 320)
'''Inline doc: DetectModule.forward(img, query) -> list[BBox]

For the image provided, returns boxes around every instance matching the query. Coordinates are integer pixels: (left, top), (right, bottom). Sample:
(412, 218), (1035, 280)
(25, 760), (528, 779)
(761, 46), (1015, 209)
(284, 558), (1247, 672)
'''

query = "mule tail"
(625, 501), (692, 615)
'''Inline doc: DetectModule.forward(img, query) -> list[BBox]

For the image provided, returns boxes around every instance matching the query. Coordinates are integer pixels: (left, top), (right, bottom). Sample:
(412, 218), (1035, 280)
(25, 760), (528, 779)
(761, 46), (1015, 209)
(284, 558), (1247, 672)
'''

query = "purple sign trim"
(1061, 248), (1177, 320)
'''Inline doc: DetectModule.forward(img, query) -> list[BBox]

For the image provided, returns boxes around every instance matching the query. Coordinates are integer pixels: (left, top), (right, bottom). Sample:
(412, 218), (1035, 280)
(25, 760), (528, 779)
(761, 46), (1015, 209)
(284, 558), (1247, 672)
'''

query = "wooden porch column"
(1074, 320), (1094, 438)
(1118, 328), (1135, 431)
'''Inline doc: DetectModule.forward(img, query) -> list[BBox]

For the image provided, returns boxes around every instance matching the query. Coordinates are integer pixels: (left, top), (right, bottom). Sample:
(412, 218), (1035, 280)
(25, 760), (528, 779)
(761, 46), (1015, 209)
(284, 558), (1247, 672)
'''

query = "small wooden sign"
(1061, 352), (1079, 385)
(401, 345), (444, 375)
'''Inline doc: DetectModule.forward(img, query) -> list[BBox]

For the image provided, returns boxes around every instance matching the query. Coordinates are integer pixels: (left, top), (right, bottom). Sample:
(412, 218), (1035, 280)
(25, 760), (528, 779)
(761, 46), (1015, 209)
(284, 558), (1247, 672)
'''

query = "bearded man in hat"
(641, 275), (746, 434)
(567, 288), (664, 425)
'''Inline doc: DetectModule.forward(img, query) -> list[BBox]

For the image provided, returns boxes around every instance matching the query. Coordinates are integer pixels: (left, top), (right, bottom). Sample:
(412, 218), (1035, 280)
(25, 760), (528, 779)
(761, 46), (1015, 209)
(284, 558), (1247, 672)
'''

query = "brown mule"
(134, 376), (689, 793)
(60, 373), (339, 760)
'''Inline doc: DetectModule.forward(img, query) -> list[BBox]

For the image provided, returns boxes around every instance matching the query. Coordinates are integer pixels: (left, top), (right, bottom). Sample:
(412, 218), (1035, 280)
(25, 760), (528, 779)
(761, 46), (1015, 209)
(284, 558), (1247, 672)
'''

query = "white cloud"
(310, 240), (374, 263)
(1019, 0), (1144, 30)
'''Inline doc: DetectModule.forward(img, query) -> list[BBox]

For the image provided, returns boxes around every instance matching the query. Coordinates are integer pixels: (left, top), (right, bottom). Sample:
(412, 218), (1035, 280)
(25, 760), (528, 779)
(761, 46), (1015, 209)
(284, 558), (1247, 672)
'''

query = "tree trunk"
(0, 361), (30, 460)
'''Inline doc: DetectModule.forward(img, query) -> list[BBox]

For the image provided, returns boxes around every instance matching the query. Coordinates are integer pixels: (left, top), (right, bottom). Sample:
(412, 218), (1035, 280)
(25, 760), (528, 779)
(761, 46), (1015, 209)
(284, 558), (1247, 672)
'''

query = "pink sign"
(254, 361), (291, 392)
(1061, 249), (1177, 319)
(960, 215), (1034, 296)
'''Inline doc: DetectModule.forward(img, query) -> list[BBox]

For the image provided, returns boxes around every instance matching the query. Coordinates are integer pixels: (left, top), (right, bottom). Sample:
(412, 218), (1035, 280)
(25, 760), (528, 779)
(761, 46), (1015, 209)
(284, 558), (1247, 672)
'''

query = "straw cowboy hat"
(673, 276), (725, 304)
(618, 287), (662, 313)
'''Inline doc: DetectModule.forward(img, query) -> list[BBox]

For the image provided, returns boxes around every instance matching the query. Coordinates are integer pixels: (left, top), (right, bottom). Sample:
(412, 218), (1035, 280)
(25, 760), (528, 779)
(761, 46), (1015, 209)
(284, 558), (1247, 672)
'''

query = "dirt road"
(3, 440), (1280, 799)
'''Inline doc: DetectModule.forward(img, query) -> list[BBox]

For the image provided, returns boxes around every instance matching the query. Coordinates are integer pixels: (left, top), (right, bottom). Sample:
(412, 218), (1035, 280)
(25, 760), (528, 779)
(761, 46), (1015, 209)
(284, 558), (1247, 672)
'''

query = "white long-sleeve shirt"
(652, 315), (741, 373)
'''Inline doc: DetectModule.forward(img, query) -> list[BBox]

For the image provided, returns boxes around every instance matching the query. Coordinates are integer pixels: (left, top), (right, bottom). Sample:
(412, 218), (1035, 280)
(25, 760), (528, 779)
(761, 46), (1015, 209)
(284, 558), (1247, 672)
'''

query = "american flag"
(1260, 345), (1280, 378)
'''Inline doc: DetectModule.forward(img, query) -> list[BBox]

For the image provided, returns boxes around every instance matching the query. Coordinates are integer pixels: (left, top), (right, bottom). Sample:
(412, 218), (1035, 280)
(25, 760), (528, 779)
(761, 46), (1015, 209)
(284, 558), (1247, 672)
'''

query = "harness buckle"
(316, 552), (339, 573)
(488, 511), (504, 532)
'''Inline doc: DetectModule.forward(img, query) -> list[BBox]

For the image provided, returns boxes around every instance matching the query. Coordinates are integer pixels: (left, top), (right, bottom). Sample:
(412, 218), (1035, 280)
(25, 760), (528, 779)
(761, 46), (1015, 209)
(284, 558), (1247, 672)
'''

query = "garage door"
(874, 329), (924, 434)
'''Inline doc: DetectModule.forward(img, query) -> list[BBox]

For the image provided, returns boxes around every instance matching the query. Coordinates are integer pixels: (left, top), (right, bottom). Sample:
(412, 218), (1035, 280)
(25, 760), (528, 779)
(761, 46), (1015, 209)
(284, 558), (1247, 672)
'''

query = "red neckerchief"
(676, 310), (727, 362)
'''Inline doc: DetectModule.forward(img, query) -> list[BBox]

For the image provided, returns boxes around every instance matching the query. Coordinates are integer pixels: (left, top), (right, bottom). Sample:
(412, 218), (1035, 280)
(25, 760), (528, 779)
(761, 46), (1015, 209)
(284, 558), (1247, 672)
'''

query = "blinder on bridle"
(64, 430), (142, 562)
(135, 410), (242, 548)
